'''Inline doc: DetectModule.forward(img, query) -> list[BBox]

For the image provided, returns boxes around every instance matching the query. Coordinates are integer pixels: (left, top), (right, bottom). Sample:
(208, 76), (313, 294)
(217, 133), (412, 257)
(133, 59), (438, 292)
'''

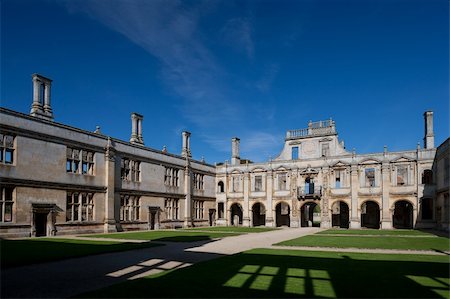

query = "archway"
(230, 203), (243, 226)
(218, 181), (225, 193)
(331, 201), (349, 228)
(252, 203), (266, 226)
(301, 202), (320, 227)
(361, 201), (380, 229)
(275, 202), (290, 227)
(393, 200), (413, 229)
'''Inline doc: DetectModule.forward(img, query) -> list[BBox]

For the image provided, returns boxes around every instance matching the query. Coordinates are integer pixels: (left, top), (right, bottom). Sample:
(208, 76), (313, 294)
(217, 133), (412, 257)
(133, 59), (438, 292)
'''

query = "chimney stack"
(30, 74), (53, 121)
(130, 113), (144, 145)
(182, 131), (191, 158)
(231, 137), (240, 165)
(423, 111), (434, 149)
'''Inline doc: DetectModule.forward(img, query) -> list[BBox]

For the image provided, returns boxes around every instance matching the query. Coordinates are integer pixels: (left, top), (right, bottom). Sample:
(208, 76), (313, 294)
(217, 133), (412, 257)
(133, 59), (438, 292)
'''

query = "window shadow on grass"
(79, 249), (450, 298)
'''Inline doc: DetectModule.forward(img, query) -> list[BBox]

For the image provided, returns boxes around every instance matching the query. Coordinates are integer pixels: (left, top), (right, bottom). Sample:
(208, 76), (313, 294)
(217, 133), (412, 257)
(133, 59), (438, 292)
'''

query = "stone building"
(215, 112), (449, 231)
(0, 74), (216, 237)
(0, 74), (448, 237)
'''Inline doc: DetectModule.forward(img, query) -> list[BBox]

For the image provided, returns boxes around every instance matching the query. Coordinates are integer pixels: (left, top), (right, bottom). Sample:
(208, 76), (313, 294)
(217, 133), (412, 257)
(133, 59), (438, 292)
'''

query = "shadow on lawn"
(151, 235), (221, 242)
(80, 250), (450, 298)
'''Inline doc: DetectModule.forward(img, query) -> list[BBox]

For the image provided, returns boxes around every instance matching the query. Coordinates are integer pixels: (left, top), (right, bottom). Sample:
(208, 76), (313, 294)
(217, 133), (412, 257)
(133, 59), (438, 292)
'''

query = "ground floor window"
(120, 195), (140, 221)
(164, 198), (179, 220)
(0, 186), (14, 222)
(66, 192), (94, 222)
(193, 200), (204, 219)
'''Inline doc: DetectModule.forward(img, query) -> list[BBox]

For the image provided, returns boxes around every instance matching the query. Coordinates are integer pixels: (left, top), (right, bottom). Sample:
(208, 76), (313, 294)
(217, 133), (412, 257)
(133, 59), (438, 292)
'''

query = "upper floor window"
(164, 167), (179, 187)
(291, 146), (299, 160)
(396, 165), (408, 186)
(0, 134), (14, 165)
(0, 186), (14, 222)
(278, 173), (287, 190)
(66, 192), (94, 222)
(67, 148), (94, 175)
(421, 169), (433, 184)
(365, 168), (375, 187)
(335, 169), (345, 188)
(254, 175), (263, 191)
(120, 195), (140, 221)
(193, 173), (204, 190)
(217, 181), (225, 193)
(321, 143), (330, 157)
(121, 158), (140, 182)
(164, 198), (179, 220)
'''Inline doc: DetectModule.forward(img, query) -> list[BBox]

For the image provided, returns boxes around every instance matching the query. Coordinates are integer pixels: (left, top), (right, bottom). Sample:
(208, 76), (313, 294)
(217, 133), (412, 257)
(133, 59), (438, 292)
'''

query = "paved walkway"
(1, 227), (319, 298)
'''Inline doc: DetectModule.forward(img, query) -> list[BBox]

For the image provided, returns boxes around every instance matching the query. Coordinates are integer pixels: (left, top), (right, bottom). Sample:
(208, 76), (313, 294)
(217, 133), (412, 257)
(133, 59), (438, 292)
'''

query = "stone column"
(243, 172), (250, 226)
(231, 137), (240, 165)
(130, 113), (143, 144)
(43, 83), (52, 115)
(381, 163), (392, 229)
(265, 170), (274, 227)
(31, 78), (42, 115)
(321, 167), (331, 228)
(350, 165), (361, 228)
(424, 111), (434, 149)
(183, 158), (192, 227)
(104, 138), (118, 233)
(182, 131), (191, 158)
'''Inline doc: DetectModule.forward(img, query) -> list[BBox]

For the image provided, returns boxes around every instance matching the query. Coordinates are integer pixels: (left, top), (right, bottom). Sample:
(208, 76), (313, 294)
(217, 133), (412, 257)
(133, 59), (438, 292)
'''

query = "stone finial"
(201, 156), (205, 163)
(181, 131), (191, 158)
(130, 113), (144, 145)
(94, 126), (101, 134)
(162, 145), (167, 153)
(30, 73), (54, 121)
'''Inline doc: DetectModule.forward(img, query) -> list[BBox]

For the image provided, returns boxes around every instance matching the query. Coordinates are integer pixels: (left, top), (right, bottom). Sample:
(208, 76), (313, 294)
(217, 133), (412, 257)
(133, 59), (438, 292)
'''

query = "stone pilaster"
(104, 138), (118, 233)
(381, 163), (392, 229)
(243, 171), (250, 226)
(265, 170), (274, 227)
(350, 165), (361, 228)
(183, 157), (192, 227)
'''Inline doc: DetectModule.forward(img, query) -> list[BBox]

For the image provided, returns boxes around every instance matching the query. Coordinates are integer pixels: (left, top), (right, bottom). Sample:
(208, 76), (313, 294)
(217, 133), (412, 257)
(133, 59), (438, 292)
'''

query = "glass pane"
(0, 149), (3, 162)
(0, 203), (3, 221)
(66, 160), (72, 172)
(5, 150), (12, 164)
(82, 162), (88, 174)
(74, 205), (79, 221)
(66, 205), (72, 221)
(4, 203), (12, 222)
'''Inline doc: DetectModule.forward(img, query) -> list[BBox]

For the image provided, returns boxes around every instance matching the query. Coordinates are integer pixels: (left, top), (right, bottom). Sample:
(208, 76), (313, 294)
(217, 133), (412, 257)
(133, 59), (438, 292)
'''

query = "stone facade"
(0, 74), (448, 237)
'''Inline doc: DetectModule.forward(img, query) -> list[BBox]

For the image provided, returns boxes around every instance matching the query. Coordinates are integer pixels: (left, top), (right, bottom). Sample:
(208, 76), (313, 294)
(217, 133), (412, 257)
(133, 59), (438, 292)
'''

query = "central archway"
(275, 202), (290, 227)
(301, 202), (320, 227)
(393, 200), (413, 229)
(252, 202), (266, 226)
(331, 201), (349, 228)
(230, 203), (243, 226)
(361, 201), (380, 229)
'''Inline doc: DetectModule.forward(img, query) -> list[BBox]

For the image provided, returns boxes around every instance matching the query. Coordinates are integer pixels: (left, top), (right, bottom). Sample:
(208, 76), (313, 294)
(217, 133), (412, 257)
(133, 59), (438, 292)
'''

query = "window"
(164, 198), (179, 220)
(121, 158), (141, 182)
(218, 202), (224, 218)
(164, 167), (179, 187)
(396, 165), (408, 186)
(193, 200), (204, 219)
(278, 173), (287, 190)
(335, 169), (344, 188)
(67, 148), (94, 175)
(218, 181), (225, 193)
(321, 143), (330, 157)
(0, 187), (14, 222)
(365, 168), (375, 187)
(254, 175), (263, 191)
(120, 195), (140, 221)
(194, 173), (204, 190)
(66, 192), (94, 222)
(0, 134), (14, 164)
(421, 169), (433, 184)
(291, 146), (299, 160)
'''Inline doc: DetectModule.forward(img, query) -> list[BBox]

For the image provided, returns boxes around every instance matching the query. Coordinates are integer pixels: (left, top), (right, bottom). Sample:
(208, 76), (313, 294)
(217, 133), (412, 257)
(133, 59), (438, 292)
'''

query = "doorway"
(301, 202), (320, 227)
(393, 200), (413, 229)
(275, 202), (290, 227)
(35, 212), (48, 237)
(361, 201), (380, 229)
(331, 201), (349, 228)
(252, 203), (266, 226)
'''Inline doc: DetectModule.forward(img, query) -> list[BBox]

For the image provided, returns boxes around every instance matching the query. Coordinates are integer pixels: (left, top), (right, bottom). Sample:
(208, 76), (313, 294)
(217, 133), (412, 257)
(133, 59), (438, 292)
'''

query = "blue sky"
(1, 0), (448, 164)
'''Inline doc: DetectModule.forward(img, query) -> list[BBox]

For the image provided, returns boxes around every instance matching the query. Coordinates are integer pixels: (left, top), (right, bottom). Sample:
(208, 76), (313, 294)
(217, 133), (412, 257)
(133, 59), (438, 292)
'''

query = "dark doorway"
(230, 203), (243, 226)
(275, 202), (290, 227)
(331, 201), (349, 228)
(361, 201), (380, 229)
(301, 202), (320, 227)
(35, 212), (48, 237)
(209, 209), (215, 226)
(252, 203), (266, 226)
(393, 200), (413, 229)
(149, 212), (156, 230)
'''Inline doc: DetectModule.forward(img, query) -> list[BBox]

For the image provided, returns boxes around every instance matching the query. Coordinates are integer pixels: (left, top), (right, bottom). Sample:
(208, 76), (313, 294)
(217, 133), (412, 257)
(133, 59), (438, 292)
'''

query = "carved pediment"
(299, 165), (319, 175)
(320, 137), (333, 142)
(390, 156), (415, 163)
(359, 158), (381, 165)
(331, 160), (349, 168)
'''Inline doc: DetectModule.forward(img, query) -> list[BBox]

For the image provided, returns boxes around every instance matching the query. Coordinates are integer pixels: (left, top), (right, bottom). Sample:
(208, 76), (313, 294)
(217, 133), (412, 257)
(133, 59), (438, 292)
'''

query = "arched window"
(421, 169), (433, 184)
(217, 181), (224, 193)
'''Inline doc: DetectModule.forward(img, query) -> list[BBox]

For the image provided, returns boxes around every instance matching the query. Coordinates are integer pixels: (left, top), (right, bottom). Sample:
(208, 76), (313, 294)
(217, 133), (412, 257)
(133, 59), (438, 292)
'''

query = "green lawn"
(276, 235), (450, 251)
(184, 226), (278, 233)
(78, 248), (450, 298)
(317, 229), (434, 236)
(0, 238), (161, 268)
(86, 230), (241, 242)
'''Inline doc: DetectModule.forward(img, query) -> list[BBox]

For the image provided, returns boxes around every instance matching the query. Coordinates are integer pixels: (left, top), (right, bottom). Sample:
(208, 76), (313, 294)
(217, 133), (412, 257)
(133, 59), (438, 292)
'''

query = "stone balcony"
(298, 186), (322, 199)
(286, 119), (336, 140)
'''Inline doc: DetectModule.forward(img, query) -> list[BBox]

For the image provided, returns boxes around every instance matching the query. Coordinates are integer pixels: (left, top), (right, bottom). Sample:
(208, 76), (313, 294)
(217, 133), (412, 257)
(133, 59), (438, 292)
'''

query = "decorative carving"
(105, 137), (116, 161)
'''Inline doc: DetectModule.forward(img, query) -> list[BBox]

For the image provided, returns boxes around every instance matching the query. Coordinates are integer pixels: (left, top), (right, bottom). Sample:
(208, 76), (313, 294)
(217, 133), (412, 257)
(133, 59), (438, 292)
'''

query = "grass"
(276, 235), (450, 251)
(78, 248), (450, 298)
(86, 230), (241, 242)
(184, 226), (278, 233)
(0, 238), (161, 268)
(317, 229), (434, 236)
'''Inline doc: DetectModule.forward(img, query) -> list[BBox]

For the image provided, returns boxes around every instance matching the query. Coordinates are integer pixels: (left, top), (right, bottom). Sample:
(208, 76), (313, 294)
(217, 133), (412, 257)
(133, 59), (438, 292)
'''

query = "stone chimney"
(231, 137), (240, 165)
(181, 131), (191, 158)
(130, 113), (144, 145)
(30, 73), (53, 121)
(423, 111), (434, 149)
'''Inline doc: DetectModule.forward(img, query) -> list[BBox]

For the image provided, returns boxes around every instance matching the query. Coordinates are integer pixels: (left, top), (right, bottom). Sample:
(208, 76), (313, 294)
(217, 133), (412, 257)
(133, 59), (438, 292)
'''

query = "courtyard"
(1, 227), (449, 298)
